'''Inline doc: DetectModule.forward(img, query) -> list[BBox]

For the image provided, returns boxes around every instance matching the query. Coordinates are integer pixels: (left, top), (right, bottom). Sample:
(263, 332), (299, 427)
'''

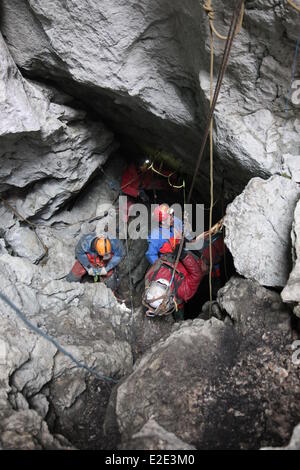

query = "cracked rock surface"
(121, 418), (196, 451)
(282, 199), (300, 318)
(0, 31), (117, 221)
(1, 0), (299, 196)
(224, 175), (300, 287)
(106, 277), (300, 450)
(0, 0), (300, 451)
(0, 248), (133, 449)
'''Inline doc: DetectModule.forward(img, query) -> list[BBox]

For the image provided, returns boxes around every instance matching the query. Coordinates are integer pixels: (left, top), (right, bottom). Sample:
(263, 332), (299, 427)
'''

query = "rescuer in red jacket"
(121, 161), (171, 199)
(121, 161), (171, 221)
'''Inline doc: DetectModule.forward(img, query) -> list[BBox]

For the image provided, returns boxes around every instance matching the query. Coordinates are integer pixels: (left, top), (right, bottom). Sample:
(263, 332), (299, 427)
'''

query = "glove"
(139, 189), (149, 203)
(99, 267), (107, 276)
(87, 267), (97, 276)
(183, 211), (194, 241)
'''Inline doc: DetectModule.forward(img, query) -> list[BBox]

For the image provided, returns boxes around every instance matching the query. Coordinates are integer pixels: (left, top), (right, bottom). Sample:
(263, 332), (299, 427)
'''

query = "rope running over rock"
(0, 291), (118, 383)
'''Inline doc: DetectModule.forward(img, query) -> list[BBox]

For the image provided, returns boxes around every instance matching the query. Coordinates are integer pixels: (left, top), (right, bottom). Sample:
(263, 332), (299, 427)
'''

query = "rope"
(204, 1), (244, 313)
(0, 196), (49, 260)
(124, 220), (135, 325)
(188, 0), (244, 203)
(167, 173), (185, 190)
(148, 161), (185, 190)
(165, 0), (244, 313)
(203, 0), (244, 41)
(0, 291), (118, 383)
(287, 0), (300, 13)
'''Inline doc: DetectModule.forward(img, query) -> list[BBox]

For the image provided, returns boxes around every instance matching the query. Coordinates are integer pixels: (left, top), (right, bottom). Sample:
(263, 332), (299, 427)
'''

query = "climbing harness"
(0, 291), (118, 383)
(143, 259), (184, 317)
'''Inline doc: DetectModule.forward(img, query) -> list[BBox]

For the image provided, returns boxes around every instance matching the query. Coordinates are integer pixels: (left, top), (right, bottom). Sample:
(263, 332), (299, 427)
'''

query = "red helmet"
(153, 204), (170, 222)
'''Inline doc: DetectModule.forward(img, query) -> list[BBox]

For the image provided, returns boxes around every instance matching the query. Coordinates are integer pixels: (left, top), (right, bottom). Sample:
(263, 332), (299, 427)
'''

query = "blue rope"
(0, 291), (118, 384)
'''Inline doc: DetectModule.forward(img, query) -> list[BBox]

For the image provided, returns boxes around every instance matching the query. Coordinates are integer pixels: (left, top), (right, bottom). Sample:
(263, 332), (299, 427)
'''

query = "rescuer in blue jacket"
(66, 234), (124, 291)
(146, 204), (184, 265)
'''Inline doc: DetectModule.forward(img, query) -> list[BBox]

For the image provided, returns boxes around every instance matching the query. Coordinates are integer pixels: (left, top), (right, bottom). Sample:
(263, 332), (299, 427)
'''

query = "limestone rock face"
(0, 0), (300, 451)
(1, 1), (299, 194)
(5, 225), (47, 264)
(282, 200), (300, 317)
(107, 277), (300, 450)
(224, 176), (300, 287)
(0, 33), (40, 137)
(0, 32), (117, 221)
(0, 83), (116, 221)
(0, 251), (133, 449)
(0, 410), (74, 450)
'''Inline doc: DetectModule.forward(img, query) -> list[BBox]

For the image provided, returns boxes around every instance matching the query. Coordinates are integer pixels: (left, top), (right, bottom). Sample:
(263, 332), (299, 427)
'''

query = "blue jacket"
(75, 234), (124, 272)
(146, 217), (183, 265)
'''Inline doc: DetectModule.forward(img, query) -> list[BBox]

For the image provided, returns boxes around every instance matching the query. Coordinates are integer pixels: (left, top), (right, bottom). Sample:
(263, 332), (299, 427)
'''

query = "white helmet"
(146, 279), (170, 309)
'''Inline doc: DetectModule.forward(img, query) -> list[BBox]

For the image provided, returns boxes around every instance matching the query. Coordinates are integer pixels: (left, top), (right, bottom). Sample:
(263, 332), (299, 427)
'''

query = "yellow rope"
(148, 161), (185, 190)
(287, 0), (300, 13)
(204, 0), (244, 313)
(203, 0), (245, 41)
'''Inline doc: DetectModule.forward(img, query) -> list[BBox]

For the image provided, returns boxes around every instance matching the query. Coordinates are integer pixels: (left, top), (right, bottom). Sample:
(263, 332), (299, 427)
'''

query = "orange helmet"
(95, 238), (112, 259)
(153, 204), (170, 223)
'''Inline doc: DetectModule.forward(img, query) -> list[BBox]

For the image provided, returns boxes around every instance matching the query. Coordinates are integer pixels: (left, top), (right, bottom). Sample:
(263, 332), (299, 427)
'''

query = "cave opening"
(115, 151), (237, 322)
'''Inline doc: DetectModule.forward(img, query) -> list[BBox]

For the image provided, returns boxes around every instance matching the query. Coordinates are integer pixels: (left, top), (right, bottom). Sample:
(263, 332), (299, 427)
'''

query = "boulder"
(0, 410), (74, 450)
(121, 418), (196, 450)
(0, 33), (117, 220)
(0, 32), (40, 137)
(1, 1), (300, 195)
(282, 199), (300, 317)
(224, 175), (300, 287)
(5, 225), (47, 264)
(262, 424), (300, 450)
(1, 81), (117, 219)
(132, 307), (175, 359)
(106, 277), (300, 450)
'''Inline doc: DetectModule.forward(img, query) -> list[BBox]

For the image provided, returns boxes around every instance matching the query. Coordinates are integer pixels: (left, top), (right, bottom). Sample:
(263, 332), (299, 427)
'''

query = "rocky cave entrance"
(1, 0), (300, 452)
(106, 149), (237, 321)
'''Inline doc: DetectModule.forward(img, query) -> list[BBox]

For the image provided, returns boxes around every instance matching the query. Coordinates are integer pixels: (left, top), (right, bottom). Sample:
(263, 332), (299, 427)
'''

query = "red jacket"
(145, 253), (204, 305)
(121, 164), (169, 198)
